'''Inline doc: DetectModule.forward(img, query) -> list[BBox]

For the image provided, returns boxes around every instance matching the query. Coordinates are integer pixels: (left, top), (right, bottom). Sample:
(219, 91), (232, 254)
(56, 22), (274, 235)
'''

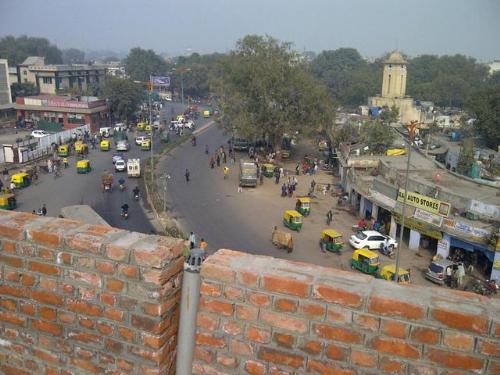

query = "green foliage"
(62, 48), (85, 64)
(0, 35), (62, 65)
(380, 105), (399, 124)
(330, 122), (360, 147)
(101, 77), (145, 122)
(211, 35), (335, 148)
(361, 120), (395, 154)
(457, 140), (475, 175)
(124, 47), (168, 82)
(10, 82), (38, 99)
(466, 85), (500, 149)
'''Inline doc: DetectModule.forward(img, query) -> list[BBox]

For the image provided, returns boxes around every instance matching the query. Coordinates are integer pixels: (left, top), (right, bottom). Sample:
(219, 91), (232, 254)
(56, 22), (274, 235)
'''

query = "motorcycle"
(121, 209), (129, 220)
(379, 243), (395, 258)
(133, 191), (140, 201)
(486, 279), (499, 295)
(119, 183), (125, 192)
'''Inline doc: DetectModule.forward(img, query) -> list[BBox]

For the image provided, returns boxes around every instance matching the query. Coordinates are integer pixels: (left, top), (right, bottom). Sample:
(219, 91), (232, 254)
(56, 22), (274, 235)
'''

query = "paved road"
(12, 102), (186, 233)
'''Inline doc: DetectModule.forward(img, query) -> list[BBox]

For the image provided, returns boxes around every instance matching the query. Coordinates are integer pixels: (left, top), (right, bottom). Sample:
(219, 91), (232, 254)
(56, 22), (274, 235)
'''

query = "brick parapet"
(194, 249), (500, 374)
(0, 209), (185, 374)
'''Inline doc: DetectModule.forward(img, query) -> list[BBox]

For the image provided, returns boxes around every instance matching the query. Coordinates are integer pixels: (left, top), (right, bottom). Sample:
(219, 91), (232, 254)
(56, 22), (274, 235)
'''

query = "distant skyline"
(1, 0), (500, 61)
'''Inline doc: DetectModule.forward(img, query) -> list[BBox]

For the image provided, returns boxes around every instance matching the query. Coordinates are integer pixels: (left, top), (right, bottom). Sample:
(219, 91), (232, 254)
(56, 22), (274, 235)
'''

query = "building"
(15, 95), (107, 132)
(489, 59), (500, 74)
(368, 51), (423, 124)
(0, 59), (13, 112)
(16, 56), (106, 94)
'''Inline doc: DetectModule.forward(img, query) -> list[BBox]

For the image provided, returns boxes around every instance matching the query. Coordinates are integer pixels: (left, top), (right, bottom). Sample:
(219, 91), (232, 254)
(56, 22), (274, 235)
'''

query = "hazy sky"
(1, 0), (499, 61)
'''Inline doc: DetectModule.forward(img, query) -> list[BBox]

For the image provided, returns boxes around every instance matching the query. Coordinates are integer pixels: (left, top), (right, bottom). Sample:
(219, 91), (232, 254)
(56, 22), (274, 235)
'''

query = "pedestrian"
(209, 157), (215, 169)
(326, 209), (333, 225)
(259, 173), (264, 185)
(313, 163), (318, 175)
(457, 263), (465, 288)
(279, 167), (284, 178)
(238, 186), (243, 193)
(41, 204), (47, 216)
(311, 179), (316, 190)
(281, 183), (287, 197)
(216, 154), (220, 167)
(445, 266), (453, 287)
(222, 151), (227, 164)
(292, 176), (298, 191)
(185, 169), (190, 183)
(288, 184), (293, 198)
(274, 168), (280, 184)
(295, 163), (300, 176)
(189, 232), (196, 249)
(322, 185), (327, 196)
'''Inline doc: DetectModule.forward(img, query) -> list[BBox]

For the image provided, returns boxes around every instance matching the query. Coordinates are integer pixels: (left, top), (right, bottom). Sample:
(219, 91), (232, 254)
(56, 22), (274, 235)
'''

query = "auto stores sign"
(397, 189), (451, 217)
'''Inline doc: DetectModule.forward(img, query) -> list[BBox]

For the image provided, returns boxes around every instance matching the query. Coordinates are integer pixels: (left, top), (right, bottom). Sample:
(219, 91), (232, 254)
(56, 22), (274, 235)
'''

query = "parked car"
(349, 230), (398, 250)
(115, 159), (126, 172)
(112, 154), (123, 164)
(425, 258), (461, 285)
(31, 130), (48, 138)
(135, 136), (149, 146)
(116, 140), (130, 151)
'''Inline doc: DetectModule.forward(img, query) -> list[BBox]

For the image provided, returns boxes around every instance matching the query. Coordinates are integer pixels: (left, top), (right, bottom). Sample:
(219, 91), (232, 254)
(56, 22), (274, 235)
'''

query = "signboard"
(442, 217), (491, 244)
(393, 212), (443, 240)
(47, 100), (88, 109)
(470, 200), (500, 220)
(397, 189), (451, 217)
(413, 208), (443, 227)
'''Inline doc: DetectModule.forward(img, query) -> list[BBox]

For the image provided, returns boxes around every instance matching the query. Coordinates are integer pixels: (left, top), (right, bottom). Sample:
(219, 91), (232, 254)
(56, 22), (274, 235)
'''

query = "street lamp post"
(149, 77), (155, 196)
(394, 120), (419, 282)
(161, 173), (171, 213)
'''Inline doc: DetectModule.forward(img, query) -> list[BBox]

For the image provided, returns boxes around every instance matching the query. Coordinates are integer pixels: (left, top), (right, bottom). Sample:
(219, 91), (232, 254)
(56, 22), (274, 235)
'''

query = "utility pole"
(149, 76), (154, 196)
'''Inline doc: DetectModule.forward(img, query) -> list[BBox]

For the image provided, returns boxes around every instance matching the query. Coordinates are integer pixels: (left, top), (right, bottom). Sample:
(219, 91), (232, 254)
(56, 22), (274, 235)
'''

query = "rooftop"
(385, 51), (407, 65)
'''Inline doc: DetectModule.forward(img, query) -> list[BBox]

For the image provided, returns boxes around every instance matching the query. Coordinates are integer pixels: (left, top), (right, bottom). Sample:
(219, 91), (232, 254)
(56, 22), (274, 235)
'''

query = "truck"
(239, 160), (257, 187)
(127, 159), (141, 177)
(233, 137), (250, 151)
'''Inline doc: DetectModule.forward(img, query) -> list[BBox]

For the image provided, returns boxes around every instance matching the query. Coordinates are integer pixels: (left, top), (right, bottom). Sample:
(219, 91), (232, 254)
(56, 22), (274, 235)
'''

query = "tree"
(211, 35), (335, 149)
(457, 140), (475, 175)
(10, 82), (38, 100)
(362, 120), (395, 154)
(101, 77), (144, 122)
(329, 122), (360, 148)
(380, 105), (399, 124)
(62, 48), (85, 64)
(466, 85), (500, 148)
(0, 35), (62, 65)
(124, 47), (168, 82)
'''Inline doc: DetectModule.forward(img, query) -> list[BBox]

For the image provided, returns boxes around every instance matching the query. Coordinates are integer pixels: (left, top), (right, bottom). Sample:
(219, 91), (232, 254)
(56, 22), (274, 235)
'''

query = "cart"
(101, 172), (113, 192)
(272, 228), (294, 253)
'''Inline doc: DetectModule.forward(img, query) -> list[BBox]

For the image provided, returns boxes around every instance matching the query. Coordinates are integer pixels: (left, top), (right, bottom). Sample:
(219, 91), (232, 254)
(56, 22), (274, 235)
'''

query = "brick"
(308, 360), (356, 375)
(427, 348), (484, 370)
(56, 252), (71, 265)
(222, 319), (243, 336)
(489, 361), (500, 374)
(478, 339), (500, 357)
(369, 295), (425, 320)
(244, 360), (266, 375)
(100, 293), (116, 306)
(326, 305), (352, 323)
(325, 343), (348, 361)
(141, 331), (171, 350)
(32, 320), (62, 336)
(67, 300), (102, 317)
(68, 270), (101, 287)
(0, 284), (26, 298)
(261, 310), (307, 334)
(59, 312), (75, 323)
(431, 307), (488, 334)
(21, 273), (36, 286)
(74, 256), (94, 268)
(410, 326), (440, 344)
(313, 323), (362, 343)
(69, 358), (102, 374)
(380, 357), (407, 373)
(0, 311), (26, 326)
(235, 304), (258, 321)
(351, 349), (377, 368)
(131, 314), (166, 333)
(275, 298), (297, 313)
(231, 339), (253, 356)
(78, 317), (95, 329)
(30, 290), (63, 306)
(246, 326), (271, 343)
(262, 274), (309, 297)
(196, 332), (226, 348)
(29, 261), (60, 276)
(197, 312), (219, 331)
(27, 230), (61, 247)
(258, 347), (304, 369)
(299, 302), (325, 318)
(20, 302), (35, 316)
(68, 330), (101, 344)
(39, 306), (57, 321)
(371, 337), (420, 359)
(201, 262), (235, 282)
(118, 327), (135, 342)
(382, 320), (408, 338)
(224, 286), (244, 300)
(248, 292), (271, 307)
(200, 297), (234, 316)
(105, 243), (129, 261)
(1, 365), (31, 375)
(273, 332), (295, 348)
(0, 254), (23, 268)
(96, 260), (115, 274)
(238, 270), (259, 287)
(353, 313), (380, 332)
(0, 213), (34, 239)
(106, 278), (124, 292)
(443, 332), (475, 352)
(132, 236), (184, 267)
(217, 354), (238, 368)
(40, 277), (57, 290)
(1, 240), (16, 252)
(118, 264), (138, 279)
(5, 271), (21, 282)
(0, 298), (17, 311)
(200, 281), (222, 297)
(105, 339), (123, 353)
(313, 283), (364, 308)
(194, 347), (215, 364)
(38, 248), (55, 260)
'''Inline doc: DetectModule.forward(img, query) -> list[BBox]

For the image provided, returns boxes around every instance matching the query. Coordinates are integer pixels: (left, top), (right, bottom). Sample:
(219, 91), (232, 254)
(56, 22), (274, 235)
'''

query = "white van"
(99, 127), (112, 138)
(127, 159), (141, 177)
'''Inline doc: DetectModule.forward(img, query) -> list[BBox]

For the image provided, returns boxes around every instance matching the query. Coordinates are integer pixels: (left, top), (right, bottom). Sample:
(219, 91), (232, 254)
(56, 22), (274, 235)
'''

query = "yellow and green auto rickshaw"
(141, 139), (151, 151)
(351, 248), (380, 275)
(76, 159), (91, 174)
(58, 145), (69, 157)
(319, 229), (343, 253)
(0, 193), (16, 210)
(283, 210), (303, 231)
(262, 163), (275, 178)
(177, 115), (185, 122)
(295, 197), (311, 216)
(377, 264), (411, 284)
(74, 141), (88, 156)
(11, 173), (31, 189)
(100, 140), (110, 151)
(137, 122), (147, 131)
(145, 124), (152, 134)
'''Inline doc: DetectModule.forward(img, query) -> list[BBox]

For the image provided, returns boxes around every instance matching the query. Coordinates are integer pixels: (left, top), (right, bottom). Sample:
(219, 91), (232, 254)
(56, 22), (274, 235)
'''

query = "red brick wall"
(194, 249), (500, 374)
(0, 210), (184, 375)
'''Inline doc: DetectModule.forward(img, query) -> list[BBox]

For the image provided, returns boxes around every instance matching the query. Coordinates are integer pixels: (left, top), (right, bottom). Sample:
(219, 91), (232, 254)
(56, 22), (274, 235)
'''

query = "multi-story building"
(0, 59), (13, 111)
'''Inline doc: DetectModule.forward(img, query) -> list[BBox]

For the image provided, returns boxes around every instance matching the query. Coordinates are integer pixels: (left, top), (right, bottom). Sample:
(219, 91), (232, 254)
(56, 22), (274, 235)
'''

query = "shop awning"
(450, 237), (495, 262)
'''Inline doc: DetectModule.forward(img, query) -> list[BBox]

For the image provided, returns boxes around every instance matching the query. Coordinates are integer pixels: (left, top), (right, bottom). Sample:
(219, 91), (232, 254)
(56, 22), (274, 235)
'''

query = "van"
(233, 138), (249, 151)
(239, 160), (257, 187)
(100, 127), (112, 138)
(425, 259), (460, 285)
(127, 159), (141, 177)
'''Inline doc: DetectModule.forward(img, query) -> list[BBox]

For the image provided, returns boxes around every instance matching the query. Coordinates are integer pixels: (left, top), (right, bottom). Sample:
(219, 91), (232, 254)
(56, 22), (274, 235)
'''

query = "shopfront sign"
(414, 208), (443, 227)
(470, 200), (500, 220)
(394, 212), (443, 240)
(397, 189), (451, 217)
(442, 218), (491, 244)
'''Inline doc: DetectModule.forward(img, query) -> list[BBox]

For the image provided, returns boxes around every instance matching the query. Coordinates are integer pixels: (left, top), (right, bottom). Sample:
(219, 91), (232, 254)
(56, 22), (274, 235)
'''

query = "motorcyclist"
(63, 157), (69, 168)
(205, 145), (209, 155)
(118, 178), (125, 190)
(192, 135), (197, 146)
(133, 186), (140, 198)
(121, 203), (129, 215)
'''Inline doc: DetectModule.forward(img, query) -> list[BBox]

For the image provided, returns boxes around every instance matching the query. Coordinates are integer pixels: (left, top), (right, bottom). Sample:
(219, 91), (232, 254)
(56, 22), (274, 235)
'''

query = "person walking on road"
(223, 166), (229, 179)
(185, 169), (190, 183)
(41, 204), (47, 216)
(326, 209), (333, 225)
(209, 157), (215, 169)
(216, 154), (220, 167)
(189, 232), (197, 249)
(200, 238), (208, 250)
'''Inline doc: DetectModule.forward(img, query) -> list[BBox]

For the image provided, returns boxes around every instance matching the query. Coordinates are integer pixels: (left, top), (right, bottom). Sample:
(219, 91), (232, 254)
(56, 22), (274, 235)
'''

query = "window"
(42, 77), (53, 84)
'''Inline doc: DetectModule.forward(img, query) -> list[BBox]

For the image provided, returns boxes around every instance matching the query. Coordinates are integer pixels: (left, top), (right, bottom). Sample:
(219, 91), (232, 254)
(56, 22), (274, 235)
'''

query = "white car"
(116, 140), (130, 151)
(112, 154), (123, 164)
(115, 159), (126, 172)
(349, 230), (398, 250)
(135, 136), (149, 146)
(31, 130), (48, 138)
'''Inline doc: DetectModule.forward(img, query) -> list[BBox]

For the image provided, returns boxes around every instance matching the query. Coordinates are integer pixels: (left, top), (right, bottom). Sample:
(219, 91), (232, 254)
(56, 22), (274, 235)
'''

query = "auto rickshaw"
(58, 145), (69, 157)
(177, 115), (185, 122)
(76, 159), (91, 174)
(141, 139), (151, 151)
(319, 229), (343, 253)
(295, 197), (311, 216)
(378, 264), (411, 284)
(100, 140), (110, 151)
(262, 163), (275, 178)
(0, 193), (16, 210)
(351, 248), (380, 275)
(137, 122), (147, 131)
(74, 141), (88, 156)
(283, 210), (303, 231)
(11, 173), (31, 189)
(145, 124), (152, 134)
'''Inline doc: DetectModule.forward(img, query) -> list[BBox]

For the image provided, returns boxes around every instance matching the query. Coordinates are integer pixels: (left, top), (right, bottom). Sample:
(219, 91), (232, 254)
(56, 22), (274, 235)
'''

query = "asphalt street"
(12, 102), (186, 233)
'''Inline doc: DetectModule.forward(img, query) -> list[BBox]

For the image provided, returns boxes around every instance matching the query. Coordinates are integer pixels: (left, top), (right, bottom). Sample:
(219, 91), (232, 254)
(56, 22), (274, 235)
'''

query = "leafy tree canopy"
(466, 85), (500, 149)
(10, 82), (38, 100)
(361, 120), (395, 154)
(124, 47), (168, 82)
(212, 35), (335, 148)
(101, 77), (144, 123)
(0, 35), (62, 65)
(62, 48), (85, 64)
